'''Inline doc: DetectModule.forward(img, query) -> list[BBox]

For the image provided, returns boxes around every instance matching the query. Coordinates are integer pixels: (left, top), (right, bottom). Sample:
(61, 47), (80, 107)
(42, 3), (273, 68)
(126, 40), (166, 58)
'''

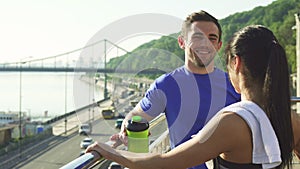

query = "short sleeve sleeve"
(139, 80), (167, 117)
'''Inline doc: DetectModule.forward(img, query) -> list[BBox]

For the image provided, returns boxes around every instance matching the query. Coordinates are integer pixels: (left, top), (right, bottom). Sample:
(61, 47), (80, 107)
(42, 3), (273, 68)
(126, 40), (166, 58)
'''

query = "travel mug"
(126, 116), (149, 153)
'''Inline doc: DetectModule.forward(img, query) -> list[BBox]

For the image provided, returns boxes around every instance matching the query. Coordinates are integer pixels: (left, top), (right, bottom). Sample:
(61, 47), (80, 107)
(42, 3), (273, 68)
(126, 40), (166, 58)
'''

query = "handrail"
(291, 96), (300, 103)
(60, 152), (101, 169)
(59, 151), (104, 169)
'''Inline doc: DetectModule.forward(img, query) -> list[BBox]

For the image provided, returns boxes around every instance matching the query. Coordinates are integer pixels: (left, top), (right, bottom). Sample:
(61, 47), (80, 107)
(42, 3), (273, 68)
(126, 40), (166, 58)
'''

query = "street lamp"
(19, 56), (32, 158)
(64, 62), (68, 135)
(88, 75), (91, 123)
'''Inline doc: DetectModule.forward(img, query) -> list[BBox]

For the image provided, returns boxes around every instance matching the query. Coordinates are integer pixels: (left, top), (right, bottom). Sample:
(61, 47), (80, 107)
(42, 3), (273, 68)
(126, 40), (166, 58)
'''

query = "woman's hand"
(85, 141), (117, 161)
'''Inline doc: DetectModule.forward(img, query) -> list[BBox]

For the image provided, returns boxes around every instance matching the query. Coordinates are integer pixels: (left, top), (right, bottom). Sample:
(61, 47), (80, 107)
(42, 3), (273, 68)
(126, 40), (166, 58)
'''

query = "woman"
(86, 25), (296, 169)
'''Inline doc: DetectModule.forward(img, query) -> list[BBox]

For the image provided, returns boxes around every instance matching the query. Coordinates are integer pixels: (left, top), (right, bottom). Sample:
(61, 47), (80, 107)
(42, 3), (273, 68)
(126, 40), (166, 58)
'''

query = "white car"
(80, 137), (94, 149)
(108, 162), (124, 169)
(78, 123), (92, 135)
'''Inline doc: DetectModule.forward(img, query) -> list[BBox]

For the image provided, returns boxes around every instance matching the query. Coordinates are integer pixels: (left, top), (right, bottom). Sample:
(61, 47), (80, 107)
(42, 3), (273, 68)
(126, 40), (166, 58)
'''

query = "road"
(19, 117), (119, 169)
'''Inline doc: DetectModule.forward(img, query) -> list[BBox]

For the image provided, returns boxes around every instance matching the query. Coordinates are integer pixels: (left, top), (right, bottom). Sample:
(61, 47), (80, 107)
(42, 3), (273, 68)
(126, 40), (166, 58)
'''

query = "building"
(0, 111), (19, 125)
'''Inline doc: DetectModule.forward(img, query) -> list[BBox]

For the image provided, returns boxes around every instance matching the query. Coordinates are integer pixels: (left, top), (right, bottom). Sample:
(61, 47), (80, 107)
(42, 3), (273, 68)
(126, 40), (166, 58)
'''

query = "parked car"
(80, 137), (94, 149)
(108, 162), (124, 169)
(115, 118), (124, 129)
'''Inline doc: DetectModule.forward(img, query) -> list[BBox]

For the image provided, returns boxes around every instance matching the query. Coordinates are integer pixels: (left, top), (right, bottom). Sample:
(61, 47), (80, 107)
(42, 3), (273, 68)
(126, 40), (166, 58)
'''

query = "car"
(101, 106), (115, 119)
(115, 118), (124, 129)
(80, 137), (94, 149)
(79, 150), (85, 156)
(78, 123), (92, 135)
(108, 162), (124, 169)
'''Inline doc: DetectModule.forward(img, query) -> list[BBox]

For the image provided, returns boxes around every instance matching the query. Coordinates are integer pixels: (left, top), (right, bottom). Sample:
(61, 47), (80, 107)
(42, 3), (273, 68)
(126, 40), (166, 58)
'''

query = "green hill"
(220, 0), (300, 72)
(107, 0), (300, 75)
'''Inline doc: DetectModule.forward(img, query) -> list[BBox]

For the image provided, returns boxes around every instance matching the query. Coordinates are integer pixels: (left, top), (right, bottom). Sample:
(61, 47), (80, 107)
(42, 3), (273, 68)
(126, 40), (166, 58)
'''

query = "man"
(111, 10), (240, 169)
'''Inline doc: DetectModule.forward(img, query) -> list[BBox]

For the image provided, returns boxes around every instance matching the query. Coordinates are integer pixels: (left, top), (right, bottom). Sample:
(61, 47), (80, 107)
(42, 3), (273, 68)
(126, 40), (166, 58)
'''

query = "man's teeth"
(195, 50), (209, 54)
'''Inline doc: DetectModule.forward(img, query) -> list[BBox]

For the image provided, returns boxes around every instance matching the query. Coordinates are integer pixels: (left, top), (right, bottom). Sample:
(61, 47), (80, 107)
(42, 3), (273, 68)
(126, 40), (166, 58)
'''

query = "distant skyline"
(0, 0), (275, 63)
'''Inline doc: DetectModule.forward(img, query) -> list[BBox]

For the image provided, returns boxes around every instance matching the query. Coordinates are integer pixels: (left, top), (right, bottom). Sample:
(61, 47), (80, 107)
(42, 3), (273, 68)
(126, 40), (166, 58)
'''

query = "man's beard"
(191, 50), (215, 68)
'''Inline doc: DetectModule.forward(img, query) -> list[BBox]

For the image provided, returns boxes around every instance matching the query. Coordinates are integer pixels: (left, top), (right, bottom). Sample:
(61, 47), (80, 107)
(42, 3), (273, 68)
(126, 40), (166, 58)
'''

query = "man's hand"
(109, 105), (153, 148)
(110, 127), (128, 148)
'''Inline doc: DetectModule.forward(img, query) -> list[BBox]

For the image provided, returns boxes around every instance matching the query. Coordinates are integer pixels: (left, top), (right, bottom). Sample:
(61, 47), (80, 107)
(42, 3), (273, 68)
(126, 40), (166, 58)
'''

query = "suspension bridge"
(0, 39), (129, 73)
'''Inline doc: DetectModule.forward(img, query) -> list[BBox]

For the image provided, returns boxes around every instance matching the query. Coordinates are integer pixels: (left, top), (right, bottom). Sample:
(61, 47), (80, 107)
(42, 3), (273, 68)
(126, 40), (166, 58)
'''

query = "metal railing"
(292, 96), (300, 103)
(149, 130), (170, 153)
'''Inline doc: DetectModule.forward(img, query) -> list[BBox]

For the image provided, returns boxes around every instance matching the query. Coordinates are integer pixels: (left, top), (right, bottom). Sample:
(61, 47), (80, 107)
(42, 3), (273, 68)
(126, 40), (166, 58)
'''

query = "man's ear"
(217, 41), (222, 50)
(178, 36), (185, 49)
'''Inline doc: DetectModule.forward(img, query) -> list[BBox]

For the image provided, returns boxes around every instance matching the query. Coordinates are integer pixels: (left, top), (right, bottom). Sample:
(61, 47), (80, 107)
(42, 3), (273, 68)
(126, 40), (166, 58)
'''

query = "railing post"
(295, 14), (300, 114)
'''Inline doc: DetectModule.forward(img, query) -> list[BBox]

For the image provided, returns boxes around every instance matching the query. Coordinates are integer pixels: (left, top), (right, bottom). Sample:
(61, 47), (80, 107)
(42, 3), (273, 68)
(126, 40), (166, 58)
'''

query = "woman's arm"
(86, 141), (163, 169)
(86, 112), (251, 169)
(160, 112), (252, 168)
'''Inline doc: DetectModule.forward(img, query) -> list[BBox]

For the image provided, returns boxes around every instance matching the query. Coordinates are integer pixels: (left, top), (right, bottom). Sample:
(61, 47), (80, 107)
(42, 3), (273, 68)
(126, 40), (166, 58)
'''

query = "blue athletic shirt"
(140, 66), (241, 169)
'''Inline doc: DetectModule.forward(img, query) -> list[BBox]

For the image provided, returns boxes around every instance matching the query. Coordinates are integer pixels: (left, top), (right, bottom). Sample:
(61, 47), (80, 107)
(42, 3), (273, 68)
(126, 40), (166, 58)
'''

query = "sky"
(0, 0), (276, 63)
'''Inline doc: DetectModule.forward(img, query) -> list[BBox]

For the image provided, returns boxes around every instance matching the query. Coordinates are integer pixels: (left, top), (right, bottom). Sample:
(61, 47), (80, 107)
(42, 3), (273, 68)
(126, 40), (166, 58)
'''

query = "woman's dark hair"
(225, 25), (294, 169)
(181, 10), (222, 42)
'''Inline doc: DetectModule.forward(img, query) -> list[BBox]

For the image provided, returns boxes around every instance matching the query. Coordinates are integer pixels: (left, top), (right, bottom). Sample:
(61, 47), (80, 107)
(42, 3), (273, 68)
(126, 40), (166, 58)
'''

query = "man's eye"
(209, 38), (217, 42)
(192, 36), (203, 40)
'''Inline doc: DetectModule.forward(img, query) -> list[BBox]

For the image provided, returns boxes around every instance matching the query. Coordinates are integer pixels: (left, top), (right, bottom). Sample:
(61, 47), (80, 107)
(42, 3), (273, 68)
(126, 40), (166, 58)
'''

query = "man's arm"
(110, 104), (155, 148)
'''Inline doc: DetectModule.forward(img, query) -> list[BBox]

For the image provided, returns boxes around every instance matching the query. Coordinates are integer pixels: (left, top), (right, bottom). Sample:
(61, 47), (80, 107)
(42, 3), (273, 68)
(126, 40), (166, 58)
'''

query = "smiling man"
(110, 10), (241, 169)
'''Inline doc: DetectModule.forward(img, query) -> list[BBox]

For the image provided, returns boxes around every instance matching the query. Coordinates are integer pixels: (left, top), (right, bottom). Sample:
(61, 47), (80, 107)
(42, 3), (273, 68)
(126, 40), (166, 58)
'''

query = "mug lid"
(126, 116), (149, 132)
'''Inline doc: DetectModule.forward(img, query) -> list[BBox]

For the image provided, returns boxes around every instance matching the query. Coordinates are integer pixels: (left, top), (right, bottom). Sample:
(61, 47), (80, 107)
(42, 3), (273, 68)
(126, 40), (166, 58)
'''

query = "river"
(0, 72), (103, 118)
